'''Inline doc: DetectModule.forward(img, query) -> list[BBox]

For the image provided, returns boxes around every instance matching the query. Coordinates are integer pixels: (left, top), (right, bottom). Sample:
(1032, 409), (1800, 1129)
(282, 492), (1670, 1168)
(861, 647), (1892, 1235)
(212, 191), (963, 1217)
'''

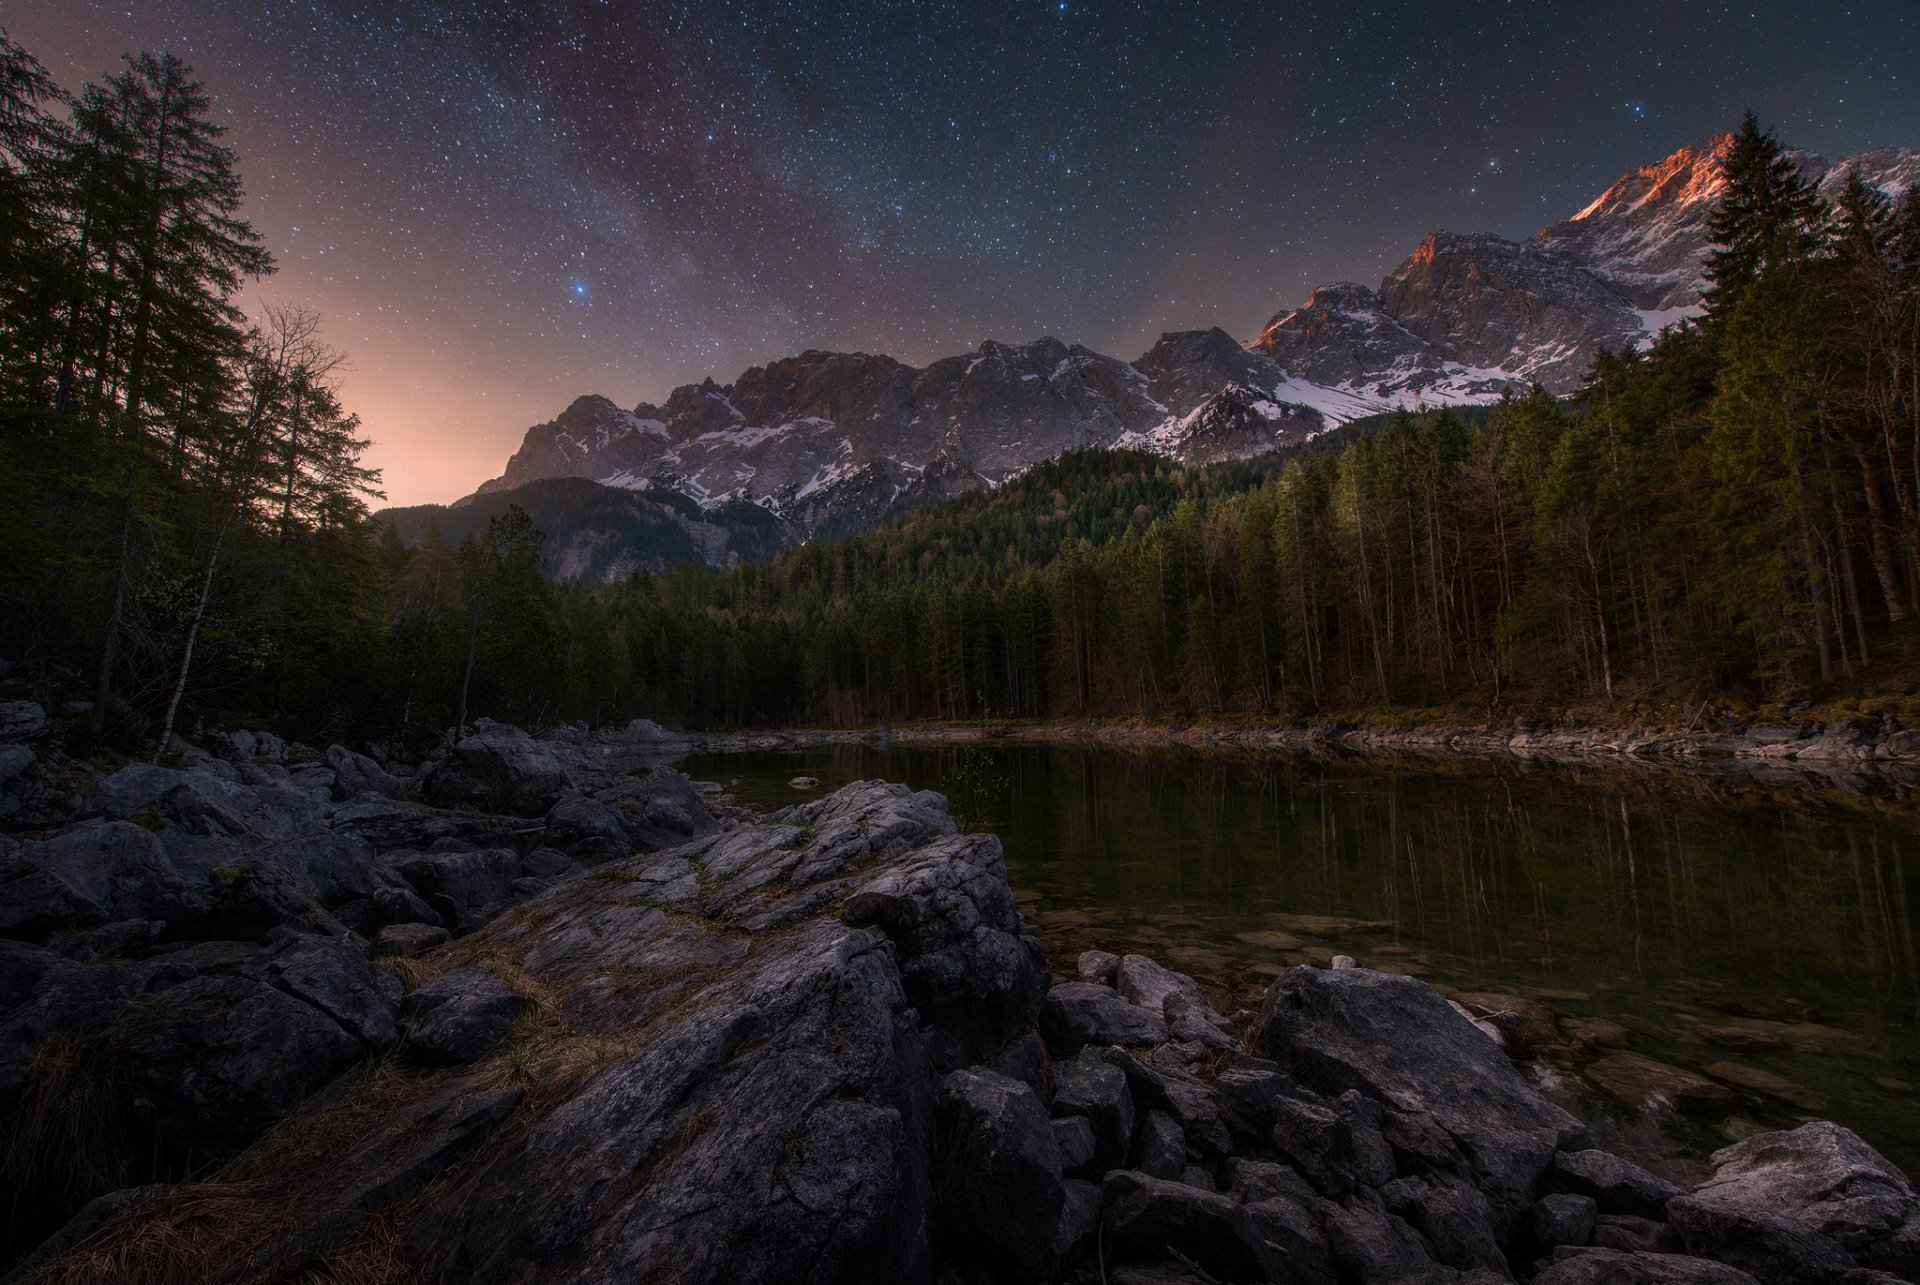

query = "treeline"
(0, 35), (384, 745)
(8, 74), (1920, 743)
(496, 115), (1920, 729)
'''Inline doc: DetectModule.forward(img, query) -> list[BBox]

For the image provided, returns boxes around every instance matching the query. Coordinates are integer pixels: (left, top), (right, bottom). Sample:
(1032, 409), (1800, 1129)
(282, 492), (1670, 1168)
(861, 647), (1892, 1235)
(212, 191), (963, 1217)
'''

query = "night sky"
(9, 2), (1919, 506)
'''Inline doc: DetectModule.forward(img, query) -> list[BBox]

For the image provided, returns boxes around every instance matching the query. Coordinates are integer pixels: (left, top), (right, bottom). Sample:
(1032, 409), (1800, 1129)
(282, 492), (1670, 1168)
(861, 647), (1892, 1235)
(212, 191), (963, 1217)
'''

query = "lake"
(677, 742), (1920, 1179)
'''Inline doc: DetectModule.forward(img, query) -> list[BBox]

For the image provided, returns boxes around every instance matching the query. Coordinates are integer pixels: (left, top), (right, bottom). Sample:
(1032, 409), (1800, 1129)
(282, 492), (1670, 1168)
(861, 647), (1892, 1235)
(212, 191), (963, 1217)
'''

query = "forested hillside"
(3, 50), (1917, 746)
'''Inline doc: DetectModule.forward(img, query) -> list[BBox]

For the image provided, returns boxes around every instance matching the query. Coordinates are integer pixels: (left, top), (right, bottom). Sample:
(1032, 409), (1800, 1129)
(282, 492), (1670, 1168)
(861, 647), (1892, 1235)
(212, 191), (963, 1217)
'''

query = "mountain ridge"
(412, 133), (1920, 576)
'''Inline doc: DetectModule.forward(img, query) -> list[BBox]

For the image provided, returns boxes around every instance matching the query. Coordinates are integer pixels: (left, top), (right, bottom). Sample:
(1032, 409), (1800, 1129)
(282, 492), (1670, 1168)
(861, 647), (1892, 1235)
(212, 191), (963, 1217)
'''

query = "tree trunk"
(153, 528), (224, 760)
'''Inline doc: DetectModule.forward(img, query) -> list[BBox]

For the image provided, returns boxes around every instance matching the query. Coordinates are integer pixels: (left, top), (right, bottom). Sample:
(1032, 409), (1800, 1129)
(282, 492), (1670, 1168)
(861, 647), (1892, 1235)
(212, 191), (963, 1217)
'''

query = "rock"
(1450, 990), (1563, 1055)
(1322, 1199), (1454, 1284)
(1584, 1051), (1739, 1117)
(1688, 1122), (1920, 1277)
(1668, 1195), (1859, 1285)
(1530, 1247), (1762, 1284)
(1229, 1157), (1321, 1207)
(259, 934), (404, 1051)
(112, 972), (364, 1166)
(1053, 1177), (1102, 1263)
(1552, 1146), (1684, 1219)
(0, 743), (33, 783)
(1560, 1016), (1631, 1048)
(325, 744), (408, 801)
(1384, 1175), (1510, 1274)
(1703, 1060), (1814, 1107)
(788, 775), (819, 789)
(1592, 1215), (1685, 1254)
(371, 922), (451, 958)
(399, 966), (528, 1065)
(1251, 965), (1586, 1236)
(1039, 981), (1169, 1053)
(936, 1068), (1066, 1279)
(1076, 948), (1119, 985)
(86, 763), (324, 839)
(1242, 1192), (1340, 1284)
(388, 848), (521, 936)
(1114, 953), (1207, 1019)
(542, 793), (628, 849)
(1534, 1192), (1599, 1247)
(1050, 1054), (1135, 1170)
(1134, 1109), (1185, 1179)
(0, 699), (48, 741)
(1699, 1024), (1787, 1052)
(1051, 1115), (1098, 1174)
(1233, 929), (1306, 952)
(1099, 1170), (1274, 1282)
(423, 722), (570, 815)
(606, 718), (689, 747)
(1271, 1087), (1371, 1197)
(1331, 953), (1358, 969)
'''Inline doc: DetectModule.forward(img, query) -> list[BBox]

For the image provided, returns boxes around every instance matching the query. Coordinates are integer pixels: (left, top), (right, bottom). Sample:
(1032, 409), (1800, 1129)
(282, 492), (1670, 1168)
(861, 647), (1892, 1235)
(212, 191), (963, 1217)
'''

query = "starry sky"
(9, 1), (1920, 506)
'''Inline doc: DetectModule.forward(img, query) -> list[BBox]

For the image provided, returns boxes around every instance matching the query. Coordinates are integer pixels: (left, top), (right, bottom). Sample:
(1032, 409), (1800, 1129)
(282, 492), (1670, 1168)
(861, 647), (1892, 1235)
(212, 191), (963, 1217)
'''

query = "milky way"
(9, 1), (1919, 504)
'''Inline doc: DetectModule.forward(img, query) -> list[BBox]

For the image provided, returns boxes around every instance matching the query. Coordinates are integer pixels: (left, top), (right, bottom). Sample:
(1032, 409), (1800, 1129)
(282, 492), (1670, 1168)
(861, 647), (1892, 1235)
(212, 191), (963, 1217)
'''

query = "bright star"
(569, 279), (590, 300)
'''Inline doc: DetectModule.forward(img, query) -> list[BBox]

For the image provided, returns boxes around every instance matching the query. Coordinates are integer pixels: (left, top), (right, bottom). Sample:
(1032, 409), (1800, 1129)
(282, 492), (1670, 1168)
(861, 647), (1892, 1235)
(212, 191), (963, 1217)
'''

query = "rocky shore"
(2, 718), (1918, 1283)
(621, 710), (1920, 794)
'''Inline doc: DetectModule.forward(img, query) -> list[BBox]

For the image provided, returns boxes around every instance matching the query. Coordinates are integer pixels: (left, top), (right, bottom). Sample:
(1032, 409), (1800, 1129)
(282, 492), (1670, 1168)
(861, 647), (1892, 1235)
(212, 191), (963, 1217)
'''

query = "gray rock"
(1134, 1109), (1185, 1179)
(1689, 1122), (1920, 1277)
(936, 1067), (1066, 1279)
(1242, 1191), (1340, 1284)
(1099, 1169), (1275, 1282)
(1553, 1146), (1684, 1219)
(1228, 1157), (1321, 1207)
(1051, 1114), (1098, 1175)
(1592, 1215), (1684, 1254)
(388, 848), (521, 936)
(1051, 1053), (1135, 1170)
(1077, 948), (1119, 985)
(1040, 981), (1169, 1054)
(1667, 1194), (1858, 1285)
(1534, 1192), (1599, 1248)
(1322, 1199), (1456, 1284)
(542, 792), (627, 848)
(326, 744), (408, 801)
(1251, 965), (1587, 1237)
(1385, 1175), (1510, 1274)
(113, 972), (364, 1165)
(423, 722), (571, 815)
(1053, 1177), (1102, 1264)
(400, 966), (528, 1065)
(259, 934), (404, 1051)
(0, 743), (33, 783)
(372, 922), (451, 958)
(1530, 1247), (1762, 1284)
(0, 699), (48, 741)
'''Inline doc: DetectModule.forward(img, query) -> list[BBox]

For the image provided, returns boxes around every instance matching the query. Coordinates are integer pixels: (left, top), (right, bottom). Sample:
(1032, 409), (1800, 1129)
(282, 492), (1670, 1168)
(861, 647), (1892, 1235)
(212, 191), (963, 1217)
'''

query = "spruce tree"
(1704, 111), (1824, 317)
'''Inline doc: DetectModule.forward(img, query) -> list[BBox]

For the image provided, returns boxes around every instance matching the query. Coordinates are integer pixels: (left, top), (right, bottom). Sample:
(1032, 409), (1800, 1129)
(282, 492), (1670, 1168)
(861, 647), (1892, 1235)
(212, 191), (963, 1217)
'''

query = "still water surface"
(680, 743), (1920, 1175)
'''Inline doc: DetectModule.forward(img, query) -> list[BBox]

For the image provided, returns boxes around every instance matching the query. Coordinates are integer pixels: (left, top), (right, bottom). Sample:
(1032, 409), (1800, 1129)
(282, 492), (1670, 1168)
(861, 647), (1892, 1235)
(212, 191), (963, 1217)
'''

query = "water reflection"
(678, 743), (1920, 1175)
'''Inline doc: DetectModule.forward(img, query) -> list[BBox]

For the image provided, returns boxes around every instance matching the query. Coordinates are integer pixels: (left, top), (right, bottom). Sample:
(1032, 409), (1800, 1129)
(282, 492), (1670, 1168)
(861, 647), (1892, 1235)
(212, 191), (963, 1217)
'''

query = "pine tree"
(1704, 112), (1824, 317)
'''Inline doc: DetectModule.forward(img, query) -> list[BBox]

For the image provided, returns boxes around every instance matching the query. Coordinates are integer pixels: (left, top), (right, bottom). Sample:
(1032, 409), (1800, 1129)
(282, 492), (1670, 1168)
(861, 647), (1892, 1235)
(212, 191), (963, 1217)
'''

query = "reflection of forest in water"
(680, 744), (1920, 1174)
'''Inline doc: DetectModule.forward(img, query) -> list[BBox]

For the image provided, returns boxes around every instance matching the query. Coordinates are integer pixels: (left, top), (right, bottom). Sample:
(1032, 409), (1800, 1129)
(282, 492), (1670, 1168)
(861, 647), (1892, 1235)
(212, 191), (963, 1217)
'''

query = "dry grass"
(2, 1032), (134, 1262)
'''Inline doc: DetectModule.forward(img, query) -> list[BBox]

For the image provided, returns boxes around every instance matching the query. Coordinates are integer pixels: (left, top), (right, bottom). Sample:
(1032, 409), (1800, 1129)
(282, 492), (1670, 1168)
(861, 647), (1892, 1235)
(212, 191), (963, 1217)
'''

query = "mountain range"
(386, 135), (1920, 581)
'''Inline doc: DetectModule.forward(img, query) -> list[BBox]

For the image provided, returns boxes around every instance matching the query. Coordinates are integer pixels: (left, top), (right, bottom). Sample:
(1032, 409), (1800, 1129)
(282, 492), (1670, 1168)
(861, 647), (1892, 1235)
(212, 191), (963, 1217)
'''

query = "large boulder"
(1250, 965), (1587, 1236)
(326, 744), (408, 801)
(1040, 982), (1169, 1053)
(423, 722), (571, 816)
(1685, 1122), (1920, 1278)
(388, 848), (522, 936)
(112, 972), (364, 1167)
(936, 1068), (1066, 1279)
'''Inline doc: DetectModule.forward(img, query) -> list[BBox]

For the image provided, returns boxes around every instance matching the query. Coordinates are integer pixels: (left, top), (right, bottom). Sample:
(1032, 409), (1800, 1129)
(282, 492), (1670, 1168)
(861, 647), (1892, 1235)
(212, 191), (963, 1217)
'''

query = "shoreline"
(606, 713), (1920, 792)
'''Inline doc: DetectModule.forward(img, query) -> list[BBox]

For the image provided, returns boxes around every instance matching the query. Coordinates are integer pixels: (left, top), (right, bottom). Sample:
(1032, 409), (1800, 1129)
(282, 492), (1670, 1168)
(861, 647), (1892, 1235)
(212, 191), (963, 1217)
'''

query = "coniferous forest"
(6, 31), (1920, 745)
